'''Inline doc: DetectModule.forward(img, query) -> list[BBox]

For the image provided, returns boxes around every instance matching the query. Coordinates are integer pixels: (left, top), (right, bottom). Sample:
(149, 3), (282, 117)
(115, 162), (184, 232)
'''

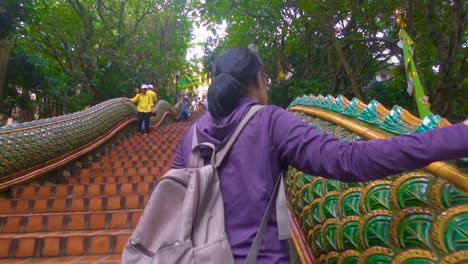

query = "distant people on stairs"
(191, 98), (199, 112)
(180, 96), (191, 122)
(202, 96), (208, 111)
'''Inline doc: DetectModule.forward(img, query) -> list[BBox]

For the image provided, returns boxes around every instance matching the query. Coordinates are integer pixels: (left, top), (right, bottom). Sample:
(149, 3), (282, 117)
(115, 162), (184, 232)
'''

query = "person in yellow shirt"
(130, 84), (154, 135)
(147, 84), (158, 105)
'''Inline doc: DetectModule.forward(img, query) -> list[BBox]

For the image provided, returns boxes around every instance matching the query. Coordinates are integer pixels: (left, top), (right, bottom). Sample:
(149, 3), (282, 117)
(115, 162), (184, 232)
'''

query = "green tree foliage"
(4, 0), (194, 121)
(199, 0), (467, 121)
(3, 0), (466, 122)
(0, 0), (32, 112)
(363, 70), (414, 112)
(24, 0), (192, 99)
(5, 47), (74, 119)
(0, 0), (31, 40)
(404, 0), (466, 119)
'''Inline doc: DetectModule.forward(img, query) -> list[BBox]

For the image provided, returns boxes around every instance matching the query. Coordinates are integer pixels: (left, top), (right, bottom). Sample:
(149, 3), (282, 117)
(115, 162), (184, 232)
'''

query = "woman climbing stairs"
(0, 118), (197, 263)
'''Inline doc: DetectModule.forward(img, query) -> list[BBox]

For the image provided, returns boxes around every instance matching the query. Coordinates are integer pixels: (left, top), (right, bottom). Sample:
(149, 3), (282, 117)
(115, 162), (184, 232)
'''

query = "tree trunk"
(422, 0), (465, 117)
(406, 0), (415, 38)
(0, 40), (11, 99)
(333, 40), (364, 101)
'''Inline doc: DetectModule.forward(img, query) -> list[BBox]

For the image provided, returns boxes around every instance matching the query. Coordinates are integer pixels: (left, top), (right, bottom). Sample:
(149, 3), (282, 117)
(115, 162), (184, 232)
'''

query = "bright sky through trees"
(187, 22), (226, 60)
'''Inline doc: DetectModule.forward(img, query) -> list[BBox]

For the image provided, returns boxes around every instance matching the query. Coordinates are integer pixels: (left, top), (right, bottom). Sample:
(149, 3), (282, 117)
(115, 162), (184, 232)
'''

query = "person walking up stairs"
(0, 116), (201, 263)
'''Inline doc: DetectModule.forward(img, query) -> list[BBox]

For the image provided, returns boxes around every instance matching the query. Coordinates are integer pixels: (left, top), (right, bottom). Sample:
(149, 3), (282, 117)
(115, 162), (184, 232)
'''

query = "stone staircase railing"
(0, 98), (137, 191)
(286, 94), (468, 264)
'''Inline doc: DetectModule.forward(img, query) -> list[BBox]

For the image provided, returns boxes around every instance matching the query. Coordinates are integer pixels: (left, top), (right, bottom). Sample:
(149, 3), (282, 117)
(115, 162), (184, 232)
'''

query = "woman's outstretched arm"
(270, 108), (468, 182)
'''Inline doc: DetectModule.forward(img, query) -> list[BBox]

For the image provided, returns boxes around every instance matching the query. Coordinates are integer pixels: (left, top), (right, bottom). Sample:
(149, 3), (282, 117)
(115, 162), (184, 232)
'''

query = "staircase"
(0, 117), (198, 263)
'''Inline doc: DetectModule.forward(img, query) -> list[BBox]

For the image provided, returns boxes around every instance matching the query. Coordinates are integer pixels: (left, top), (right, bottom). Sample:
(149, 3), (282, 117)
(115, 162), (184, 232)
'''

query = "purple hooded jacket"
(171, 98), (468, 263)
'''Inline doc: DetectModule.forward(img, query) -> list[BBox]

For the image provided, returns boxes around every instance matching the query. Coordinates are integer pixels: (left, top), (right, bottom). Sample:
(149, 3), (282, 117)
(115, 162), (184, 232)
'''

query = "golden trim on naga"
(359, 180), (392, 213)
(337, 216), (361, 251)
(388, 171), (432, 210)
(391, 249), (437, 264)
(388, 207), (435, 249)
(321, 219), (339, 252)
(325, 251), (339, 263)
(337, 187), (363, 218)
(288, 106), (468, 192)
(319, 191), (341, 220)
(357, 246), (394, 264)
(338, 250), (360, 264)
(358, 210), (392, 249)
(431, 205), (468, 253)
(438, 251), (468, 264)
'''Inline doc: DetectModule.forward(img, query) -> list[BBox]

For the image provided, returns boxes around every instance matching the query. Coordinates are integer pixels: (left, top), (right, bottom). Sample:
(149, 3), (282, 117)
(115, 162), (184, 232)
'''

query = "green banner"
(399, 29), (431, 118)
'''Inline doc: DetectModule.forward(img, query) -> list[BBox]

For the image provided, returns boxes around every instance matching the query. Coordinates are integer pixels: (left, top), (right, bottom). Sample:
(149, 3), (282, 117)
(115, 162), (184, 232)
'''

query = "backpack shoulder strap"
(190, 104), (264, 168)
(245, 174), (282, 264)
(190, 125), (212, 168)
(214, 104), (263, 167)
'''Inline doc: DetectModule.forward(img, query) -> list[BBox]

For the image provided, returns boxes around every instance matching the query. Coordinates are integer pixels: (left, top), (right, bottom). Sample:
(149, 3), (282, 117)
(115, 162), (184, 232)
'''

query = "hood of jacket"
(195, 98), (259, 152)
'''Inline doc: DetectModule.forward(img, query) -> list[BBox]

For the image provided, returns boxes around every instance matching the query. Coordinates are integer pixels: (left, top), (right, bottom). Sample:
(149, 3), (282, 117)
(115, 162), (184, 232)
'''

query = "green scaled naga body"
(286, 94), (468, 264)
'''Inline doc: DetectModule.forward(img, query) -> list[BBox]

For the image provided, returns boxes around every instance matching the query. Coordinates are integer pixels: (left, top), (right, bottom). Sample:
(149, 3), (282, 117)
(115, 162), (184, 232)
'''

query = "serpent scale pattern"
(0, 98), (136, 180)
(286, 94), (467, 264)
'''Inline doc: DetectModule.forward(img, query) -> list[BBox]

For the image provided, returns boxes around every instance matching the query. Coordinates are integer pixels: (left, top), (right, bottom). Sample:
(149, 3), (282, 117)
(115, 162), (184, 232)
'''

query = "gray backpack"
(121, 105), (280, 264)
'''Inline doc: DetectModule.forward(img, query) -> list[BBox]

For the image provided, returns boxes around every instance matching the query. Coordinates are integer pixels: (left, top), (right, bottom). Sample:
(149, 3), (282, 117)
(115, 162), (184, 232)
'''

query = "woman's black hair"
(208, 47), (264, 119)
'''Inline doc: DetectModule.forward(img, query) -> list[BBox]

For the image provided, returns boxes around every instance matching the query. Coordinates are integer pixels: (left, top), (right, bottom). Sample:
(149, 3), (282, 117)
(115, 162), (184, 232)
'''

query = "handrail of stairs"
(0, 98), (137, 191)
(0, 98), (181, 192)
(288, 94), (468, 191)
(151, 100), (181, 127)
(0, 117), (136, 192)
(286, 94), (468, 264)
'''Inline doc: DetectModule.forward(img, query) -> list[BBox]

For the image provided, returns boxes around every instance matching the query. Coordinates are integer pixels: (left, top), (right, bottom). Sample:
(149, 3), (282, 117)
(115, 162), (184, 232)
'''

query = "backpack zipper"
(129, 239), (155, 257)
(160, 176), (188, 188)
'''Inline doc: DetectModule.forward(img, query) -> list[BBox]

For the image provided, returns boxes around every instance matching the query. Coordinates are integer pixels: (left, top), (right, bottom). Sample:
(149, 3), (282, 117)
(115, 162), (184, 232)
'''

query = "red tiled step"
(98, 157), (174, 165)
(96, 156), (174, 165)
(65, 175), (159, 184)
(119, 138), (180, 144)
(0, 194), (149, 214)
(105, 144), (179, 154)
(0, 210), (143, 233)
(110, 145), (178, 152)
(82, 154), (175, 173)
(11, 182), (156, 199)
(101, 153), (174, 160)
(116, 143), (179, 150)
(73, 166), (166, 178)
(89, 160), (167, 169)
(0, 229), (132, 258)
(73, 170), (165, 179)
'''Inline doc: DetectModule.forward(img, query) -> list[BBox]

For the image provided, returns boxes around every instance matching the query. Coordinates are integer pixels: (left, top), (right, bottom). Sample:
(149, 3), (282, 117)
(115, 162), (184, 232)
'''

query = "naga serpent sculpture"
(286, 94), (467, 264)
(0, 98), (180, 192)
